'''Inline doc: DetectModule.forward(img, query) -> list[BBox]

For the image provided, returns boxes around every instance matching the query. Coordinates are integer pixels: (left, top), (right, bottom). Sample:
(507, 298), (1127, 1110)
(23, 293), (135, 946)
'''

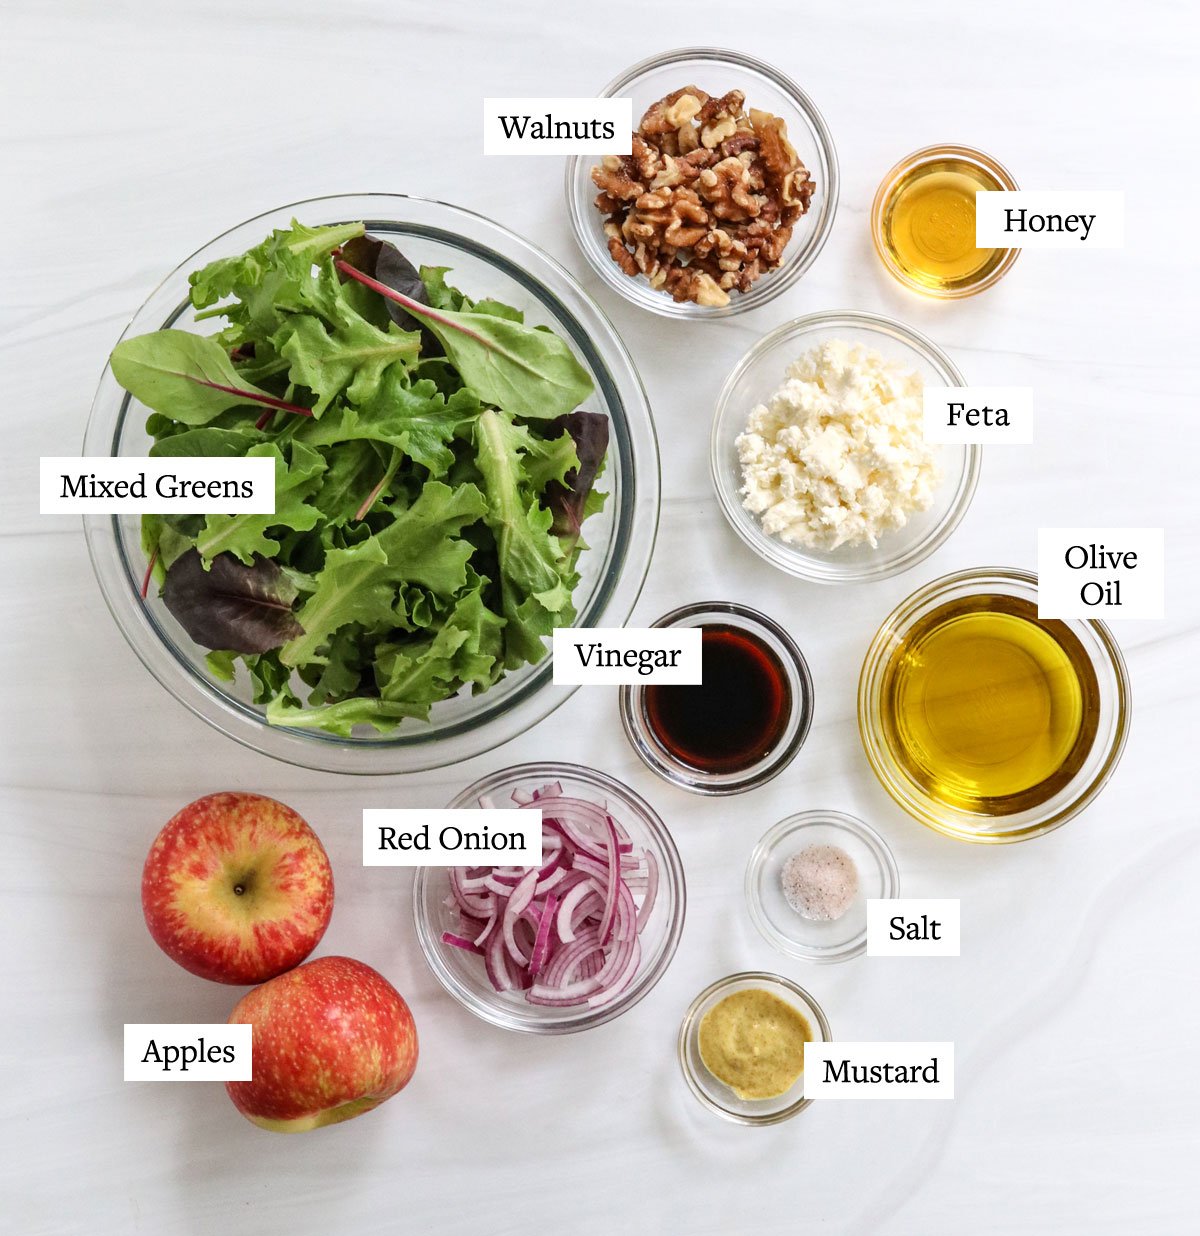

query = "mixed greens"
(111, 221), (609, 737)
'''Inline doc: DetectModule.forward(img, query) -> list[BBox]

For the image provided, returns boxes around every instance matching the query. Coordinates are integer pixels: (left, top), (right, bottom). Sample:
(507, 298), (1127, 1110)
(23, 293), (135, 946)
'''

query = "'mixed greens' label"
(41, 457), (275, 514)
(124, 1024), (252, 1081)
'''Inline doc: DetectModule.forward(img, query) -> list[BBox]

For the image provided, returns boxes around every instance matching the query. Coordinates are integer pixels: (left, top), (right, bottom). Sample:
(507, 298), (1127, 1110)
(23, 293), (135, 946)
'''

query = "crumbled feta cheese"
(735, 340), (941, 551)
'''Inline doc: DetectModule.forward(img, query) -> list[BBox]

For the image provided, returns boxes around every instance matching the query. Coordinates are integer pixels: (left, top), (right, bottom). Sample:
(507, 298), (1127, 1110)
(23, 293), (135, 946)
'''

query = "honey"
(873, 147), (1017, 296)
(879, 594), (1100, 814)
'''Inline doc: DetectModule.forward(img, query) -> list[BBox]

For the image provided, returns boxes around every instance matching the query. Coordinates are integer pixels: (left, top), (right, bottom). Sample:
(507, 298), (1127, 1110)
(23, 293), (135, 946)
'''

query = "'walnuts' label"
(483, 98), (632, 155)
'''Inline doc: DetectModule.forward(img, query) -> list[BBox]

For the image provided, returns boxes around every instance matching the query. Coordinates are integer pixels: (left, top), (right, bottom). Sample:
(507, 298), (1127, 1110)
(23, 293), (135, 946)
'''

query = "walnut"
(589, 85), (815, 306)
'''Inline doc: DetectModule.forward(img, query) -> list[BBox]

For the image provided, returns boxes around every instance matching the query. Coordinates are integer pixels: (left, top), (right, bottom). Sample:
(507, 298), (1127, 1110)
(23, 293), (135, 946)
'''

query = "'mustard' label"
(804, 1042), (954, 1100)
(483, 98), (632, 155)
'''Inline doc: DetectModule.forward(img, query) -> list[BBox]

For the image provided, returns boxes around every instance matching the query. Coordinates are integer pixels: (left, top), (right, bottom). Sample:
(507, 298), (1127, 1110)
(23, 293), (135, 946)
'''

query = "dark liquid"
(644, 625), (791, 774)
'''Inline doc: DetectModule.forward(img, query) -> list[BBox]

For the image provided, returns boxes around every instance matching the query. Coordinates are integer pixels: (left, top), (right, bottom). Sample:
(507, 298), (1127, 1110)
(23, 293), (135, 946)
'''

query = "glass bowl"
(678, 972), (831, 1125)
(565, 47), (839, 319)
(83, 195), (660, 774)
(619, 601), (813, 795)
(858, 568), (1132, 843)
(871, 143), (1020, 299)
(413, 762), (686, 1034)
(711, 310), (980, 583)
(745, 810), (899, 963)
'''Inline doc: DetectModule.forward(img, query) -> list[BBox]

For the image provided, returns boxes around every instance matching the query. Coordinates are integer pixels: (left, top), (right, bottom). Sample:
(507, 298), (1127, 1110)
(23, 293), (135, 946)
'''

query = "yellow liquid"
(880, 595), (1100, 814)
(879, 159), (1004, 293)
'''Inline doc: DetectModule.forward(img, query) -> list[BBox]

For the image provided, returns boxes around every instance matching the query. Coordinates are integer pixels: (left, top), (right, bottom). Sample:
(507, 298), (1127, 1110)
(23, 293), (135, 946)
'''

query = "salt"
(781, 843), (859, 921)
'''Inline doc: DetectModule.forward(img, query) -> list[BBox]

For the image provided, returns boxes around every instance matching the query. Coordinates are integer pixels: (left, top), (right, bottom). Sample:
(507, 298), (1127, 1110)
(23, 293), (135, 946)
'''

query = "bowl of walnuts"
(566, 47), (839, 319)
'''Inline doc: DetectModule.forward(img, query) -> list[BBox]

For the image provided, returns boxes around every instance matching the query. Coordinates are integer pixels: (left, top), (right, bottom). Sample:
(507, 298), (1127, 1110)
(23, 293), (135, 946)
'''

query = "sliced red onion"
(441, 932), (484, 955)
(444, 785), (663, 1010)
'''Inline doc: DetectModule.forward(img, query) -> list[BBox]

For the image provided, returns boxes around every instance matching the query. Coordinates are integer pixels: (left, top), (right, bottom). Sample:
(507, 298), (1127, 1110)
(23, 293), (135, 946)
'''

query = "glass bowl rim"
(81, 192), (661, 774)
(618, 600), (814, 795)
(744, 809), (900, 962)
(869, 142), (1021, 300)
(857, 565), (1132, 843)
(677, 969), (832, 1125)
(564, 45), (840, 320)
(710, 308), (981, 584)
(412, 760), (687, 1034)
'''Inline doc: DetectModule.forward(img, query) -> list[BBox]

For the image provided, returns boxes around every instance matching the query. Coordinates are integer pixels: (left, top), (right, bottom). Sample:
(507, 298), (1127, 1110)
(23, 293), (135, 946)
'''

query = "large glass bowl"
(83, 195), (660, 773)
(858, 568), (1132, 843)
(711, 311), (980, 583)
(566, 47), (839, 319)
(413, 763), (686, 1034)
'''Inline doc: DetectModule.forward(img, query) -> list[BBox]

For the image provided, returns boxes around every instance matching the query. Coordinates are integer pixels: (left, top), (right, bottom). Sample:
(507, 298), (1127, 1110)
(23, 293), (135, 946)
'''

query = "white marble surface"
(3, 1), (1198, 1232)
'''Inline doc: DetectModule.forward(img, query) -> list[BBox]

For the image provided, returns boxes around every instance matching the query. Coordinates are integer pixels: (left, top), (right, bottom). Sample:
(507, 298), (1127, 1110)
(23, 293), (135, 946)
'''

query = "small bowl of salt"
(745, 810), (899, 962)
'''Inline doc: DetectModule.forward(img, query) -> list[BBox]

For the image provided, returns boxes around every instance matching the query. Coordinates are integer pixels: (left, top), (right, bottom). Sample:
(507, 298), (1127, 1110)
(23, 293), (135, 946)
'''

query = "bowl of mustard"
(677, 971), (831, 1124)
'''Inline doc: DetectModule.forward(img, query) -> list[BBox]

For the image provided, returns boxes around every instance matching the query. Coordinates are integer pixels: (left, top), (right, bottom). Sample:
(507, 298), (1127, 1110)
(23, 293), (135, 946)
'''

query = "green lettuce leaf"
(109, 331), (292, 426)
(275, 308), (420, 414)
(279, 481), (487, 667)
(474, 409), (574, 668)
(296, 373), (479, 477)
(195, 441), (326, 564)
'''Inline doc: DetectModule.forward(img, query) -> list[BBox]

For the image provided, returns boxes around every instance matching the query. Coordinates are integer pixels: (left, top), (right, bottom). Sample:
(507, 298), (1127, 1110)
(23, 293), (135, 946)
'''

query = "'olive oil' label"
(1038, 528), (1165, 619)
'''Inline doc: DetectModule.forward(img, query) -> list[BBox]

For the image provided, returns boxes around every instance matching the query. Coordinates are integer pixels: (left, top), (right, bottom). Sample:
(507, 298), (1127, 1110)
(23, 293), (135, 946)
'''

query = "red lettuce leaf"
(161, 549), (304, 654)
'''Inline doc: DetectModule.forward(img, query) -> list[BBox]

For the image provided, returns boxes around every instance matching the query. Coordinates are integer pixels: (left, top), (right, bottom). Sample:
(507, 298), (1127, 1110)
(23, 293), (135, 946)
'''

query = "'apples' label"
(363, 809), (542, 867)
(867, 898), (961, 957)
(975, 191), (1124, 249)
(804, 1042), (955, 1100)
(923, 387), (1033, 445)
(552, 627), (703, 686)
(124, 1024), (252, 1081)
(1037, 527), (1164, 619)
(483, 98), (633, 155)
(41, 457), (275, 514)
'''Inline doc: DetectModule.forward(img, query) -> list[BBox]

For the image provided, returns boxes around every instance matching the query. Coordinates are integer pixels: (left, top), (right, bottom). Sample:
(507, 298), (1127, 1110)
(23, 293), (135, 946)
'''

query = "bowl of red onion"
(413, 762), (686, 1033)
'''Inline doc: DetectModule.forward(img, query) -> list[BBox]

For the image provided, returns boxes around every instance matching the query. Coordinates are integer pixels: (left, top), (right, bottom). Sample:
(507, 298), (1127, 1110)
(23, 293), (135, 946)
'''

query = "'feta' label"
(1037, 528), (1164, 619)
(923, 387), (1033, 444)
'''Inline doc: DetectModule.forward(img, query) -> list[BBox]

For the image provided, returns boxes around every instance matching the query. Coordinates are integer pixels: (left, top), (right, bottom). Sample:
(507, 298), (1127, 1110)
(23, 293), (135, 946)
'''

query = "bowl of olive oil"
(858, 568), (1130, 842)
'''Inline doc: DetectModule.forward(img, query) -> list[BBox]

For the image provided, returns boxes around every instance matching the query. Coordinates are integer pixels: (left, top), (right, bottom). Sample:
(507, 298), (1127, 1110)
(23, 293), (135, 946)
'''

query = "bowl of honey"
(871, 144), (1020, 298)
(858, 567), (1131, 843)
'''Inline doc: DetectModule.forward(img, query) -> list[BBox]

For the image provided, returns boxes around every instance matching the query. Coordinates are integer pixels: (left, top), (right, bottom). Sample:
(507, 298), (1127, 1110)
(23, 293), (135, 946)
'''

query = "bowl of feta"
(709, 311), (980, 584)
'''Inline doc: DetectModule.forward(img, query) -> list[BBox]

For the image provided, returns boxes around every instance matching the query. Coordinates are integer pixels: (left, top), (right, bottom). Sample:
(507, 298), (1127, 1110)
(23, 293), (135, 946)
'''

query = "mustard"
(698, 989), (812, 1100)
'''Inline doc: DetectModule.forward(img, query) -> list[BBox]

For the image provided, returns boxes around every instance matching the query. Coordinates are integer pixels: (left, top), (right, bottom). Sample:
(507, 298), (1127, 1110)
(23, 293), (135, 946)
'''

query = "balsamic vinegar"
(644, 624), (791, 774)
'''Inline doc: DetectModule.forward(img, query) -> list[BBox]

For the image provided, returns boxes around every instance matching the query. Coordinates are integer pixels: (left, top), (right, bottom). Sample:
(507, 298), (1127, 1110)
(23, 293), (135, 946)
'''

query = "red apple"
(141, 791), (333, 985)
(225, 956), (418, 1132)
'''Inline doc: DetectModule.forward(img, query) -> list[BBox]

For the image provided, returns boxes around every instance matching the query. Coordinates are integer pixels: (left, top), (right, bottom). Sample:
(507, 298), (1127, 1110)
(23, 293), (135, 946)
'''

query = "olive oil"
(877, 156), (1006, 294)
(880, 595), (1100, 814)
